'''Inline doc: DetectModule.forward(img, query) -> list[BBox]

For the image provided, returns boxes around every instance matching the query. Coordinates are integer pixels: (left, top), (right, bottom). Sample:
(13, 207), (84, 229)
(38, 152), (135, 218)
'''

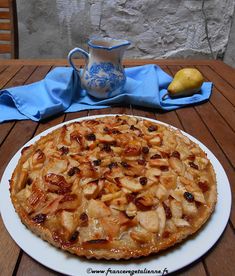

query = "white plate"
(0, 115), (232, 276)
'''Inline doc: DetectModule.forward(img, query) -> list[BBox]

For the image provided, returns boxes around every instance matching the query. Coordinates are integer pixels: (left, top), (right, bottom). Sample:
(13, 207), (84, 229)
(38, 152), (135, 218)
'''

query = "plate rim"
(0, 114), (232, 275)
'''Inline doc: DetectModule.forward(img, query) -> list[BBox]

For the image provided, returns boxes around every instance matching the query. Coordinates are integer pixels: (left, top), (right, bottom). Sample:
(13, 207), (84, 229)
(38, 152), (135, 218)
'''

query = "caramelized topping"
(160, 152), (170, 158)
(85, 239), (108, 244)
(188, 154), (196, 161)
(162, 231), (170, 239)
(34, 149), (45, 161)
(124, 146), (140, 156)
(45, 173), (71, 194)
(198, 181), (209, 193)
(135, 198), (152, 211)
(13, 115), (216, 258)
(60, 194), (77, 203)
(70, 131), (82, 143)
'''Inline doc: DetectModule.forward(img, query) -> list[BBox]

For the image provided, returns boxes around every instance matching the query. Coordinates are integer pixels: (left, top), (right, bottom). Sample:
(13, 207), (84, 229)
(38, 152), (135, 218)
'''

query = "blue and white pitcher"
(68, 37), (130, 99)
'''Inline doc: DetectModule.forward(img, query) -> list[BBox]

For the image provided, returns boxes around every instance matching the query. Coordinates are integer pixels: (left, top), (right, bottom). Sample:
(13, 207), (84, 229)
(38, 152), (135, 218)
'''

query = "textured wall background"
(17, 0), (235, 66)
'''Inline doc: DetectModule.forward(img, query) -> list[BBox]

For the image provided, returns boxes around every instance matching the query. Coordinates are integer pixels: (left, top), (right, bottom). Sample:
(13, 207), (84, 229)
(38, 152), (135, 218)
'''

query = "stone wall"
(17, 0), (235, 66)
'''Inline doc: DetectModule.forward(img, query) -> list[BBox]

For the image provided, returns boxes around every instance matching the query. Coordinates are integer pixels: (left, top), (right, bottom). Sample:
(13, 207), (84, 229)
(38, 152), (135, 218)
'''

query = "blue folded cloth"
(0, 65), (212, 123)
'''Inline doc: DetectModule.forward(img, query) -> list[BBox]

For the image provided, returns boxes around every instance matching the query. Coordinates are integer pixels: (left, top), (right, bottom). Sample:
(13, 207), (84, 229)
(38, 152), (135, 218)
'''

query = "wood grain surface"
(0, 59), (234, 276)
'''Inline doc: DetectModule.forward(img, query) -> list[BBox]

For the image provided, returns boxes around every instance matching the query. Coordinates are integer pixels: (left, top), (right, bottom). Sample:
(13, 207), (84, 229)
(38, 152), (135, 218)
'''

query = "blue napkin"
(0, 65), (212, 123)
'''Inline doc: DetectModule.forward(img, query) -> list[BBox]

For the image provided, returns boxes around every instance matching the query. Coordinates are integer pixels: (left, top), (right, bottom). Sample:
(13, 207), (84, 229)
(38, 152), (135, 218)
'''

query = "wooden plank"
(111, 105), (133, 115)
(195, 65), (235, 106)
(177, 261), (207, 276)
(210, 60), (235, 89)
(0, 64), (8, 73)
(156, 111), (183, 130)
(0, 121), (38, 178)
(0, 121), (38, 276)
(34, 114), (65, 136)
(123, 59), (222, 66)
(25, 65), (51, 84)
(132, 107), (155, 119)
(16, 253), (59, 276)
(0, 121), (15, 145)
(0, 65), (22, 88)
(0, 0), (9, 8)
(0, 43), (11, 54)
(0, 10), (11, 19)
(0, 216), (20, 276)
(0, 32), (11, 41)
(89, 107), (113, 116)
(202, 81), (235, 132)
(168, 65), (235, 168)
(0, 22), (10, 30)
(0, 59), (221, 67)
(179, 64), (235, 134)
(0, 11), (10, 19)
(0, 66), (36, 145)
(204, 224), (235, 276)
(0, 59), (76, 66)
(89, 105), (133, 116)
(195, 101), (235, 167)
(4, 65), (36, 88)
(64, 110), (88, 121)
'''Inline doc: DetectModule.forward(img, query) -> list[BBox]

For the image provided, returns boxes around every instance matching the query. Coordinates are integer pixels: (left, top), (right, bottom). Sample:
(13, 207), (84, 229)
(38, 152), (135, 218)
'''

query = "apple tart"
(10, 115), (217, 259)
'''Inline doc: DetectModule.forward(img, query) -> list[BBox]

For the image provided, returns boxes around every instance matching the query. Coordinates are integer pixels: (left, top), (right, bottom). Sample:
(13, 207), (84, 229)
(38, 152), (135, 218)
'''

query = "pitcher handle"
(68, 47), (89, 72)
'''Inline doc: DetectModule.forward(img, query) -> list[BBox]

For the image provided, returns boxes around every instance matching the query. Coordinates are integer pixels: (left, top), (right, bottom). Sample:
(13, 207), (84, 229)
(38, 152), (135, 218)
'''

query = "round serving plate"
(0, 115), (232, 276)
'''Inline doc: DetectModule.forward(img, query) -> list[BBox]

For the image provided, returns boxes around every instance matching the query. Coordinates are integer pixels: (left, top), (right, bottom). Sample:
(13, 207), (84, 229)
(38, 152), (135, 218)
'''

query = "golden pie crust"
(10, 115), (217, 259)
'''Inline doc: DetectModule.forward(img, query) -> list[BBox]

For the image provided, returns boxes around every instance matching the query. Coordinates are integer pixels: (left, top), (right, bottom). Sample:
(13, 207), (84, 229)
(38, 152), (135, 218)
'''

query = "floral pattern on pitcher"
(68, 37), (130, 99)
(84, 62), (126, 96)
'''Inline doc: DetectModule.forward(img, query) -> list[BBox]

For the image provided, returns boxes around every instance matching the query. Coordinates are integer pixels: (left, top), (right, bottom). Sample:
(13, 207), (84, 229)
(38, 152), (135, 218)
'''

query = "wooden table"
(0, 59), (234, 276)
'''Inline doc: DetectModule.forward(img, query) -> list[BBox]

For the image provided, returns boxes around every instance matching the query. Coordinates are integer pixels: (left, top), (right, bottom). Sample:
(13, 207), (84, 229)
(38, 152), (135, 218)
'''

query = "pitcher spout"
(88, 37), (131, 51)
